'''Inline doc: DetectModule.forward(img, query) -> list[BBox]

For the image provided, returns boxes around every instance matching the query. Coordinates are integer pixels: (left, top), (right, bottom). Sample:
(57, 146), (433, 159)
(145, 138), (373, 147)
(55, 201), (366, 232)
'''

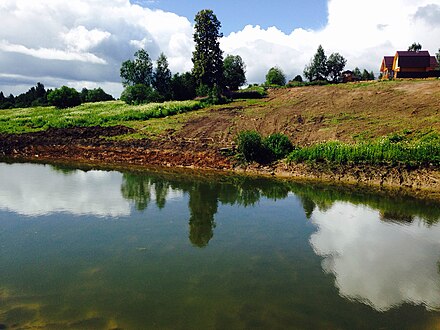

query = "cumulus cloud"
(1, 0), (439, 96)
(0, 0), (193, 96)
(310, 202), (440, 311)
(222, 0), (440, 83)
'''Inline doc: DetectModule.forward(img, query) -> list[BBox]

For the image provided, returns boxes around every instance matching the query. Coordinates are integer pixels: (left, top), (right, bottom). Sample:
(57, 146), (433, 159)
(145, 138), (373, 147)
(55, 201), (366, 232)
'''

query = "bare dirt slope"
(173, 80), (440, 148)
(1, 79), (439, 198)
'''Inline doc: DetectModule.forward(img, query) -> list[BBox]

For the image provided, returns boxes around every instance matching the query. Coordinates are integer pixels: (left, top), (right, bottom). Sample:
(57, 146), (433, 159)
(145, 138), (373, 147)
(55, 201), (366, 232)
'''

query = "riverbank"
(1, 80), (439, 200)
(1, 125), (439, 201)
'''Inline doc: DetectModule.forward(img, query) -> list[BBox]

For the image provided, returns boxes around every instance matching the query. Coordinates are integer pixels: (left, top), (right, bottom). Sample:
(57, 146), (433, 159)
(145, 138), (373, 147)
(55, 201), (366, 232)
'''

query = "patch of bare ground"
(1, 80), (439, 199)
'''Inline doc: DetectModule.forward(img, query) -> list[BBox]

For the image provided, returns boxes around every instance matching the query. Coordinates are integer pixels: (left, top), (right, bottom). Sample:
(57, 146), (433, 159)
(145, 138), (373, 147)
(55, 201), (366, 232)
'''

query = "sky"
(1, 0), (440, 97)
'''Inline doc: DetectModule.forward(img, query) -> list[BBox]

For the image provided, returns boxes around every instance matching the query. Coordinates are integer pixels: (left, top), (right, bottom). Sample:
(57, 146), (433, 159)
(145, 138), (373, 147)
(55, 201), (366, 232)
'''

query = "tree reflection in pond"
(120, 170), (440, 248)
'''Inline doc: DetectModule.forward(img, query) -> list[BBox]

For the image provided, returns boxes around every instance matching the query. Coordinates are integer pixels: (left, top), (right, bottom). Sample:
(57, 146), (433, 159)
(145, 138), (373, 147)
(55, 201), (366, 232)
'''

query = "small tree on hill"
(292, 75), (303, 83)
(223, 54), (246, 90)
(192, 9), (224, 91)
(353, 67), (362, 80)
(304, 45), (328, 81)
(265, 67), (286, 86)
(153, 53), (172, 100)
(47, 86), (81, 109)
(408, 42), (422, 52)
(120, 49), (153, 87)
(326, 53), (347, 83)
(436, 49), (440, 70)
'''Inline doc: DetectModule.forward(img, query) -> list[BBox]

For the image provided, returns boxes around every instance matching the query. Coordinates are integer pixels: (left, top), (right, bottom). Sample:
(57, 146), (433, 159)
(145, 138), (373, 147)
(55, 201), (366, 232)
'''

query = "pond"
(0, 162), (440, 329)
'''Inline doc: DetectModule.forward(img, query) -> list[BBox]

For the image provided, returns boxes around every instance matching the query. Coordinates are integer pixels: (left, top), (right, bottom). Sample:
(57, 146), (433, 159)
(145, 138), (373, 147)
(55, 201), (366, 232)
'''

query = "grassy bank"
(0, 100), (202, 134)
(287, 132), (440, 166)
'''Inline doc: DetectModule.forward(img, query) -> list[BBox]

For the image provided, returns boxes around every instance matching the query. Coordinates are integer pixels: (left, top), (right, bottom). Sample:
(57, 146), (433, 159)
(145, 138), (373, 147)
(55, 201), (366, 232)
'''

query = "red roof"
(383, 56), (394, 70)
(396, 51), (431, 68)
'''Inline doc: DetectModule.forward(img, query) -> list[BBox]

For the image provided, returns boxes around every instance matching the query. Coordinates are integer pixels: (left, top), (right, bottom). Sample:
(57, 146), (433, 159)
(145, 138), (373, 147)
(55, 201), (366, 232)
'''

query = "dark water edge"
(0, 161), (440, 329)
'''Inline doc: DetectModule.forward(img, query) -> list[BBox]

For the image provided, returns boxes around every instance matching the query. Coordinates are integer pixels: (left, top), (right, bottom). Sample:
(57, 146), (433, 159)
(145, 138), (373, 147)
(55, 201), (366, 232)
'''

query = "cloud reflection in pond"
(310, 202), (440, 311)
(0, 163), (131, 217)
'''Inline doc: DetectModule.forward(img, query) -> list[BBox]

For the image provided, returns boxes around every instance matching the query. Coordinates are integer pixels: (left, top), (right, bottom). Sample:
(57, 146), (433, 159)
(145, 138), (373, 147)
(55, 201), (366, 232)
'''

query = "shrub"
(47, 86), (81, 109)
(120, 84), (163, 105)
(264, 133), (294, 160)
(236, 130), (266, 162)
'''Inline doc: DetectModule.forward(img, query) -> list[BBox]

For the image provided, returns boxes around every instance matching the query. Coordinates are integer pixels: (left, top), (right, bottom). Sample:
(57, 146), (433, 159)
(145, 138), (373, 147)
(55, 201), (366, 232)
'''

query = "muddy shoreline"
(1, 126), (439, 201)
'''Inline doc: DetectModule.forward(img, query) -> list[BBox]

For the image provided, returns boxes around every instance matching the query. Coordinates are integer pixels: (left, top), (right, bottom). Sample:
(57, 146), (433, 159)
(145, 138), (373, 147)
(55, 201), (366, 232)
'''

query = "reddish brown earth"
(1, 80), (439, 200)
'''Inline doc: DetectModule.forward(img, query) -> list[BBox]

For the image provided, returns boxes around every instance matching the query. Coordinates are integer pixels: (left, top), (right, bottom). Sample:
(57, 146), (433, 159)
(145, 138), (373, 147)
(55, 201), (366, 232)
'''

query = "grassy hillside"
(0, 100), (202, 135)
(1, 79), (439, 148)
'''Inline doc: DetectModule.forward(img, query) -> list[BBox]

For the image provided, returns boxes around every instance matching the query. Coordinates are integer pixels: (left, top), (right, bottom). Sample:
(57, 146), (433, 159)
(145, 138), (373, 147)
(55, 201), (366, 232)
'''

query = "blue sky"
(134, 0), (329, 35)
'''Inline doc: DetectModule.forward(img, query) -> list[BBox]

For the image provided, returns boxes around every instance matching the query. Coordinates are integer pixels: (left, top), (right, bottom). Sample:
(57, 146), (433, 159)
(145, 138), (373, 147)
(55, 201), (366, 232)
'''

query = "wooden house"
(391, 50), (440, 78)
(379, 56), (394, 79)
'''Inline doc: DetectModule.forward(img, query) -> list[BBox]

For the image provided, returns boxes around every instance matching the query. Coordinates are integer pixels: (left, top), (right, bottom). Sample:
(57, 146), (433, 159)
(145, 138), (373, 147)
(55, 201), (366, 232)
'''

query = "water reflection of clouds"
(0, 163), (131, 217)
(310, 202), (440, 312)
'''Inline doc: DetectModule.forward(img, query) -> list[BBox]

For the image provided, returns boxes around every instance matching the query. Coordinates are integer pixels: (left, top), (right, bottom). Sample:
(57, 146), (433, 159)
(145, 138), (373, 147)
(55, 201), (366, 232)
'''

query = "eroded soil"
(1, 80), (439, 199)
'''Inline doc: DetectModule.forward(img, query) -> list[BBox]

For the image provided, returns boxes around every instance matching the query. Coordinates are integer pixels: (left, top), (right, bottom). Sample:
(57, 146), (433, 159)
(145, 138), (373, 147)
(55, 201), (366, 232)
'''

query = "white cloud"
(62, 26), (111, 52)
(1, 0), (439, 96)
(310, 202), (440, 311)
(0, 40), (107, 64)
(222, 0), (440, 82)
(0, 0), (194, 97)
(0, 163), (131, 217)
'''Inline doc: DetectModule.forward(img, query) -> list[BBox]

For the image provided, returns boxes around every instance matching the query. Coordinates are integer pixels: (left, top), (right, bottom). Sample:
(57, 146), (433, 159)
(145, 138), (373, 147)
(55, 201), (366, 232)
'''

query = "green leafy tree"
(304, 45), (328, 81)
(171, 72), (197, 100)
(265, 67), (286, 86)
(47, 86), (81, 109)
(408, 42), (422, 52)
(120, 84), (161, 105)
(326, 53), (347, 83)
(223, 54), (246, 90)
(153, 53), (172, 100)
(292, 75), (303, 82)
(362, 69), (371, 81)
(120, 49), (153, 87)
(192, 9), (224, 90)
(369, 71), (375, 80)
(436, 49), (440, 70)
(353, 67), (362, 80)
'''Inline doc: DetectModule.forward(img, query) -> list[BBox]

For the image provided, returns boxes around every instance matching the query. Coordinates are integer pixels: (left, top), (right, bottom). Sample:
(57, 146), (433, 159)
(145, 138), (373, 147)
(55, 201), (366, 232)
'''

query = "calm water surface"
(0, 162), (440, 329)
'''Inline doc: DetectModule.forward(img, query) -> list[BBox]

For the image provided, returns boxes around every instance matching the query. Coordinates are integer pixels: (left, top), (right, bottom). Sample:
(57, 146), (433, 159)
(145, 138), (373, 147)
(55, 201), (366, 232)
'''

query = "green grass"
(0, 100), (203, 134)
(287, 133), (440, 166)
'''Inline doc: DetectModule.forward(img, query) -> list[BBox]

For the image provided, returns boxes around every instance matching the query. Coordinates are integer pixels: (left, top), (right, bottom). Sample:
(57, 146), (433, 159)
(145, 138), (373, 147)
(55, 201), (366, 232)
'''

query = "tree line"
(0, 82), (114, 110)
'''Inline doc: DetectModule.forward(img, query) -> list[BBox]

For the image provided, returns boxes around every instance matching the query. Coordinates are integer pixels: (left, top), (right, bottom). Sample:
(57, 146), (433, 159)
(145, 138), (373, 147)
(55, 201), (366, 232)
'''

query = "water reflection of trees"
(120, 170), (440, 246)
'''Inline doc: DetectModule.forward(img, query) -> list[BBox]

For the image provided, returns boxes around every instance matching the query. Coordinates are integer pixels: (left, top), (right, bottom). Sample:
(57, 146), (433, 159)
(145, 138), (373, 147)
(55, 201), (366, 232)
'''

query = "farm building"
(380, 50), (440, 79)
(379, 56), (395, 80)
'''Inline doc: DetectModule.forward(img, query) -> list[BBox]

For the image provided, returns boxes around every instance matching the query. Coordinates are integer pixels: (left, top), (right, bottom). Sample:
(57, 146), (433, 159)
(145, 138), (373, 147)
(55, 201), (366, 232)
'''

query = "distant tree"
(408, 42), (422, 52)
(120, 84), (161, 105)
(369, 71), (375, 80)
(80, 87), (113, 103)
(153, 53), (172, 100)
(326, 53), (347, 83)
(192, 9), (224, 91)
(436, 49), (440, 70)
(292, 75), (303, 83)
(47, 86), (81, 109)
(353, 67), (362, 80)
(120, 49), (153, 87)
(223, 54), (246, 91)
(265, 67), (286, 86)
(304, 45), (328, 81)
(171, 72), (197, 101)
(362, 69), (371, 81)
(87, 88), (114, 102)
(80, 88), (89, 103)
